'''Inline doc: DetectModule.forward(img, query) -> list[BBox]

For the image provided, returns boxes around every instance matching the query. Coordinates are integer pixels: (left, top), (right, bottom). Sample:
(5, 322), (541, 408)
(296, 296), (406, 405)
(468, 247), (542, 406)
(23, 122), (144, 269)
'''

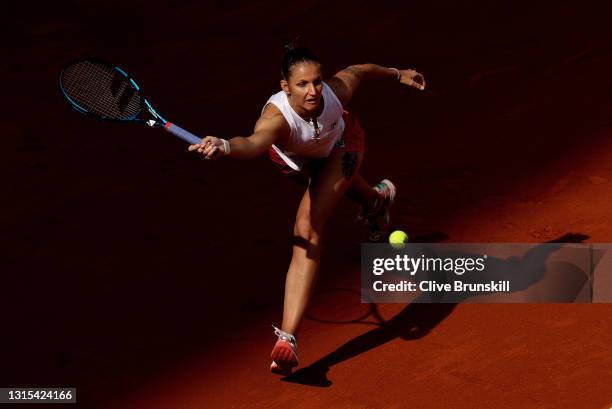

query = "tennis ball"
(389, 230), (409, 248)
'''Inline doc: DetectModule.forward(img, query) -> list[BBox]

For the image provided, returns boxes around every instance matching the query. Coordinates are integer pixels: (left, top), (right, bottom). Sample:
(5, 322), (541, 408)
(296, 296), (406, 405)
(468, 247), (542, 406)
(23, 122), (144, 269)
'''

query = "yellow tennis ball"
(389, 230), (409, 248)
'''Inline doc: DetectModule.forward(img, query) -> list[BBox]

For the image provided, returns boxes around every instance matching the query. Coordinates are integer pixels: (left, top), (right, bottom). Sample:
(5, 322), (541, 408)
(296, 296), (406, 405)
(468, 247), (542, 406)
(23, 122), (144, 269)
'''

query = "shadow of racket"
(305, 288), (388, 326)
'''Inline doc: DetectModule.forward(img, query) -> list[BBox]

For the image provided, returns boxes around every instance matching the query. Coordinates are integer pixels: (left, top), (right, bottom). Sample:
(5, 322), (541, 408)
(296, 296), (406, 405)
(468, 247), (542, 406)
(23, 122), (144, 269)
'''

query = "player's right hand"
(188, 136), (226, 159)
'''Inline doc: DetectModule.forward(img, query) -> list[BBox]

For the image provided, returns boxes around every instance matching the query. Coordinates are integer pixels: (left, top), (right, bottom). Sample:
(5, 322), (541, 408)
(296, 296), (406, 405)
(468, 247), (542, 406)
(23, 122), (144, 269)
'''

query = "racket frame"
(59, 58), (202, 144)
(60, 58), (163, 124)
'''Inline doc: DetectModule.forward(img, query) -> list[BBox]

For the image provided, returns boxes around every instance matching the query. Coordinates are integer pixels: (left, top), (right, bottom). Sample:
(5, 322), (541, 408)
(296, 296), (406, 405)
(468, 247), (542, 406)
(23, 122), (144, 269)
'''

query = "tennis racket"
(59, 58), (201, 145)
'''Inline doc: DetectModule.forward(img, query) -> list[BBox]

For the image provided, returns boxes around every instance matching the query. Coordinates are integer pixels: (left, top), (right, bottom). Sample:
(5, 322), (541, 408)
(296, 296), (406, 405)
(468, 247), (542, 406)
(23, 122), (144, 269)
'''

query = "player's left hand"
(399, 69), (426, 90)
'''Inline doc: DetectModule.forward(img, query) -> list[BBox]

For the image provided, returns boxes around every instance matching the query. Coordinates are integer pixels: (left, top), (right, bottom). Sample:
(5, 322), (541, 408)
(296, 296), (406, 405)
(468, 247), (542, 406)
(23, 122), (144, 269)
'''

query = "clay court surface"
(5, 1), (612, 408)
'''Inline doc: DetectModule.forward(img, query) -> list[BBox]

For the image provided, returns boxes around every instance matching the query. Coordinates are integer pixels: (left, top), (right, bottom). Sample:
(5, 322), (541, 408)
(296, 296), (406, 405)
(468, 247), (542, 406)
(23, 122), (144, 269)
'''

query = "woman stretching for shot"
(189, 45), (425, 375)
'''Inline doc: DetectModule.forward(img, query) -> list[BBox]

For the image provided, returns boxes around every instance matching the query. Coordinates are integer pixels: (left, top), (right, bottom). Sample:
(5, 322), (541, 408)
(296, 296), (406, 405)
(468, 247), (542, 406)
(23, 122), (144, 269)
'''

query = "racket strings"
(61, 60), (142, 119)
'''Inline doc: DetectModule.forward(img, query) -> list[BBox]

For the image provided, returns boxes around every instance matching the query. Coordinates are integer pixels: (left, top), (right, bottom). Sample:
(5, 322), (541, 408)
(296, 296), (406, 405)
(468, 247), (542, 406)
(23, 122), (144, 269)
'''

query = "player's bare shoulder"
(255, 103), (290, 138)
(260, 103), (285, 121)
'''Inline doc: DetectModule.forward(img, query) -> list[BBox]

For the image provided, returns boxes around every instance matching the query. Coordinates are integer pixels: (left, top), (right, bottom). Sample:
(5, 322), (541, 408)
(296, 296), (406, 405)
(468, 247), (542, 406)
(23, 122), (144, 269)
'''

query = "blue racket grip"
(163, 122), (202, 145)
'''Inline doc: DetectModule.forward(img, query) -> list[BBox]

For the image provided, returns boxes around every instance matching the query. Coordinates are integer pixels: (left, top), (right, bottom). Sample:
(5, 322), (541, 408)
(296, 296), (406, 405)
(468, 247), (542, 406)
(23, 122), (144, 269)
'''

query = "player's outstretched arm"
(326, 64), (425, 107)
(188, 105), (289, 160)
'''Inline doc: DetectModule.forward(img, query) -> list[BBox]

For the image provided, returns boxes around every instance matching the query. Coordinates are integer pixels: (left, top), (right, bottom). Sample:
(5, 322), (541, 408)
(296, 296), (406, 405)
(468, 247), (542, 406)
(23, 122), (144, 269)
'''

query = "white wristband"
(389, 67), (401, 81)
(221, 139), (231, 155)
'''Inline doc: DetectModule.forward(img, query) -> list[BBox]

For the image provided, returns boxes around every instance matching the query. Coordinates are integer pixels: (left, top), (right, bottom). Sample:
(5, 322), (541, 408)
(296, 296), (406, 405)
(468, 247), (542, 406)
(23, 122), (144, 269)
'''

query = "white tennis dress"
(264, 82), (345, 171)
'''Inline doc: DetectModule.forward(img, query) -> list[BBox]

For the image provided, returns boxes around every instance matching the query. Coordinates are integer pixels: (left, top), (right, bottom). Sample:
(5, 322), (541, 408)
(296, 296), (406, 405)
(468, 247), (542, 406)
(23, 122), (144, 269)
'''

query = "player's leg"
(343, 171), (397, 242)
(270, 150), (363, 375)
(334, 111), (397, 241)
(283, 150), (363, 334)
(345, 173), (380, 210)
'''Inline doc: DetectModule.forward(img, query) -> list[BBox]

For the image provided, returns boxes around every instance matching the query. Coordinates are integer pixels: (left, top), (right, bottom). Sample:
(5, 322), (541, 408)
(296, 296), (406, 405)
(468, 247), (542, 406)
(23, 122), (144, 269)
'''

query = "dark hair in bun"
(281, 40), (320, 80)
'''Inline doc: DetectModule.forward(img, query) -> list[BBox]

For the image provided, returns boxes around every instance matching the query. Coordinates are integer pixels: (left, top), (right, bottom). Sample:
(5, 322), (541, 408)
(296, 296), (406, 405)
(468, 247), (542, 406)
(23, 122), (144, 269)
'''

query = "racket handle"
(163, 122), (202, 145)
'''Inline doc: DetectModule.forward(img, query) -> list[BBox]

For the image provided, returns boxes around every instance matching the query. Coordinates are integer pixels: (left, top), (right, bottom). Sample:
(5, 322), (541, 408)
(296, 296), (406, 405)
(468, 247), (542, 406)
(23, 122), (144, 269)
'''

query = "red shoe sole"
(270, 340), (298, 367)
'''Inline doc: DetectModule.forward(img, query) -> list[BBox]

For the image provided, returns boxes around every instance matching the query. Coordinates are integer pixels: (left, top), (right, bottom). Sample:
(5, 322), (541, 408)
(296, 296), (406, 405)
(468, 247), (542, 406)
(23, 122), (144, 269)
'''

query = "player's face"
(283, 61), (323, 116)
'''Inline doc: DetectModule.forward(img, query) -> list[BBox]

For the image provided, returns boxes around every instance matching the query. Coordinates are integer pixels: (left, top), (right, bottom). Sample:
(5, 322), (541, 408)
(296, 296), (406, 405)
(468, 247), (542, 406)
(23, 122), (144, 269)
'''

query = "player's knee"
(293, 216), (322, 244)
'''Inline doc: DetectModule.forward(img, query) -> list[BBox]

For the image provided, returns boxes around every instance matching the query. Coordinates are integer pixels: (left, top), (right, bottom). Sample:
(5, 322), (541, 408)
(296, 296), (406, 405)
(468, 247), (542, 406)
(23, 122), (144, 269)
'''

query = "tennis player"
(188, 45), (425, 375)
